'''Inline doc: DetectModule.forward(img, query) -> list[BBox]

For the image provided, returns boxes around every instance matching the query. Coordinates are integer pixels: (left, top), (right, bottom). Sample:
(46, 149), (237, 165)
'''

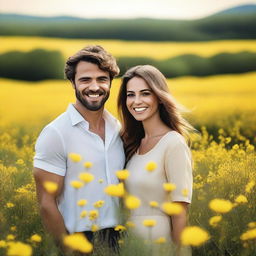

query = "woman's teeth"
(134, 107), (147, 112)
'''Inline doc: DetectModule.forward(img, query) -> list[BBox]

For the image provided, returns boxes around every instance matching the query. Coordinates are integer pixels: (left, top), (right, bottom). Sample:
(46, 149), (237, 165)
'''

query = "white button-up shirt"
(34, 104), (125, 233)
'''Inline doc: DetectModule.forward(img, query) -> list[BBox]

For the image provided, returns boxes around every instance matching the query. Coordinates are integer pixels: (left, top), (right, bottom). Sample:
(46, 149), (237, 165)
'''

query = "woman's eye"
(142, 92), (151, 96)
(127, 94), (134, 97)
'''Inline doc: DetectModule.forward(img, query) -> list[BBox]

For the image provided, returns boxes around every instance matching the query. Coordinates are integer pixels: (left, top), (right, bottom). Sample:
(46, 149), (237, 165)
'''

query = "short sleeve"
(34, 125), (66, 176)
(164, 137), (193, 203)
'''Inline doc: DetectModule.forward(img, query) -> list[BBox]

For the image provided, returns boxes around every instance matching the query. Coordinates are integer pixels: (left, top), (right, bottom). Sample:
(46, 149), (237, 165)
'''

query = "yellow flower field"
(1, 36), (256, 60)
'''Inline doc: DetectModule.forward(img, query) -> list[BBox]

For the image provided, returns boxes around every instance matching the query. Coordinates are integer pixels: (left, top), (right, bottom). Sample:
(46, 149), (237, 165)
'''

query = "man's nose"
(88, 82), (100, 91)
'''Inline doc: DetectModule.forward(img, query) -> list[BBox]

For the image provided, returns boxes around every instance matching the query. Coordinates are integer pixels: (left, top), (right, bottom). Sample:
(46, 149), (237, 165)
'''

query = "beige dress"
(125, 131), (193, 244)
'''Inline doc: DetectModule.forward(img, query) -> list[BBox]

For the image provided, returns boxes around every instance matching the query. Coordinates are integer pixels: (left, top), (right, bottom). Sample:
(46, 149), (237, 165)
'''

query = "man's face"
(73, 61), (111, 111)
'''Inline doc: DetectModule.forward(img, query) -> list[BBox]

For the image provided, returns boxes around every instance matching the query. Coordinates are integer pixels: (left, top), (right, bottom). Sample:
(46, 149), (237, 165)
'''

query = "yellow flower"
(114, 225), (126, 232)
(248, 222), (256, 228)
(16, 159), (24, 165)
(125, 195), (141, 209)
(163, 183), (176, 192)
(154, 237), (166, 244)
(89, 210), (99, 220)
(30, 234), (42, 243)
(181, 226), (210, 246)
(149, 201), (159, 208)
(43, 181), (58, 194)
(70, 180), (84, 189)
(145, 161), (157, 172)
(93, 200), (105, 208)
(118, 239), (124, 244)
(80, 210), (87, 218)
(0, 240), (7, 248)
(68, 153), (82, 162)
(182, 189), (189, 197)
(83, 161), (93, 169)
(143, 219), (156, 227)
(98, 179), (104, 183)
(104, 183), (125, 197)
(116, 169), (130, 180)
(209, 216), (222, 227)
(126, 221), (135, 228)
(6, 235), (15, 240)
(209, 199), (233, 213)
(77, 199), (87, 207)
(240, 228), (256, 241)
(162, 202), (184, 215)
(79, 172), (94, 183)
(245, 181), (255, 193)
(91, 224), (99, 232)
(10, 226), (16, 232)
(7, 241), (32, 256)
(63, 233), (93, 253)
(232, 144), (239, 150)
(235, 195), (248, 204)
(6, 202), (14, 208)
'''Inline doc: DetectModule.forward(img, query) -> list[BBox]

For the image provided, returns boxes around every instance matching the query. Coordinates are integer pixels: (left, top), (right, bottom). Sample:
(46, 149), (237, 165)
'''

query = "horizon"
(1, 0), (256, 20)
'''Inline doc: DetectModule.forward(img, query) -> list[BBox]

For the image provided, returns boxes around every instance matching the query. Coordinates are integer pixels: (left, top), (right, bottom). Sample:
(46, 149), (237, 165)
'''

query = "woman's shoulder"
(163, 131), (188, 150)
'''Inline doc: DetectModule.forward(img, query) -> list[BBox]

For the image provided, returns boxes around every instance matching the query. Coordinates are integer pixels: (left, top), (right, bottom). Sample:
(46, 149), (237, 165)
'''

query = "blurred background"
(0, 0), (256, 144)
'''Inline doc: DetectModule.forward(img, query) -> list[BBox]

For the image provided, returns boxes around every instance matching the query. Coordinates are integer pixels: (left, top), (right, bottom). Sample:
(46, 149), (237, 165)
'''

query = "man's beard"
(75, 88), (110, 111)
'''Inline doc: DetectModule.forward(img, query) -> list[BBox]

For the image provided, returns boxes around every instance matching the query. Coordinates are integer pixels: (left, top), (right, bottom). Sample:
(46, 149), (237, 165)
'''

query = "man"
(33, 45), (125, 253)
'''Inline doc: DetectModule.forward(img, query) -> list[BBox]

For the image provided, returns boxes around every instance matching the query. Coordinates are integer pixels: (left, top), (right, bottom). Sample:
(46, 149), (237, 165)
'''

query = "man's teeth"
(88, 94), (100, 98)
(134, 107), (147, 112)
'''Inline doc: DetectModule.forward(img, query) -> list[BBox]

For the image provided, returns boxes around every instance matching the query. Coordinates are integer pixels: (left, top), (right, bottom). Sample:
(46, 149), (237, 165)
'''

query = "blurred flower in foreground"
(115, 225), (126, 232)
(209, 199), (233, 213)
(93, 200), (105, 208)
(10, 226), (16, 232)
(240, 228), (256, 241)
(79, 172), (94, 183)
(7, 235), (15, 240)
(154, 237), (166, 244)
(16, 159), (24, 165)
(0, 240), (7, 248)
(68, 153), (82, 162)
(63, 233), (93, 253)
(80, 210), (87, 218)
(125, 195), (141, 209)
(91, 224), (99, 232)
(116, 169), (130, 180)
(181, 226), (210, 246)
(162, 202), (183, 215)
(6, 203), (15, 208)
(248, 222), (256, 228)
(245, 181), (255, 193)
(7, 241), (32, 256)
(104, 183), (125, 197)
(163, 183), (176, 192)
(77, 199), (87, 207)
(43, 181), (58, 194)
(83, 161), (93, 169)
(145, 161), (157, 172)
(30, 234), (42, 243)
(234, 195), (248, 204)
(209, 216), (222, 227)
(126, 221), (135, 228)
(149, 201), (159, 208)
(70, 180), (84, 189)
(182, 189), (189, 197)
(143, 219), (156, 227)
(89, 210), (99, 221)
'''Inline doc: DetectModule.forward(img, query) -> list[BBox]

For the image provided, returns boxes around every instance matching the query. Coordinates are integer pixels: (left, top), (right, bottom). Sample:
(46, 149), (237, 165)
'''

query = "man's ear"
(71, 80), (75, 89)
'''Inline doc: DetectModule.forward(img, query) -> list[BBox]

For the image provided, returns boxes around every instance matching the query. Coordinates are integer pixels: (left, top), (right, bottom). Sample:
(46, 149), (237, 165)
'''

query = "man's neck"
(74, 101), (105, 132)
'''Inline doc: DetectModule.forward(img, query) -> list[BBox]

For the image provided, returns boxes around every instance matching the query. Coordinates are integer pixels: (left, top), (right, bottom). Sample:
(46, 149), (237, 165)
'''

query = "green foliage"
(0, 49), (64, 81)
(0, 13), (256, 41)
(118, 51), (256, 78)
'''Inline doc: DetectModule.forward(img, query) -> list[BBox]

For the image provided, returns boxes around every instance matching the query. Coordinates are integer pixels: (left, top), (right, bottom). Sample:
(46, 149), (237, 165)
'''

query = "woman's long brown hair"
(117, 65), (195, 163)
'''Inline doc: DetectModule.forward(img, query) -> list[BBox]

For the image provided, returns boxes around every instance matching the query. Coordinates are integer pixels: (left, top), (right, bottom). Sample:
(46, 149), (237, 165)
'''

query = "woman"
(117, 65), (194, 253)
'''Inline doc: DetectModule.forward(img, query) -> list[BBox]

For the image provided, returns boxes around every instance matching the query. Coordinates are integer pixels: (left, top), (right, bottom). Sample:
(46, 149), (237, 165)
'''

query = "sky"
(1, 0), (256, 19)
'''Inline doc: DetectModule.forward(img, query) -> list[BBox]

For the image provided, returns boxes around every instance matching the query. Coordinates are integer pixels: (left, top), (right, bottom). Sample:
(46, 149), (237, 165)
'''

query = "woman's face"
(126, 76), (159, 122)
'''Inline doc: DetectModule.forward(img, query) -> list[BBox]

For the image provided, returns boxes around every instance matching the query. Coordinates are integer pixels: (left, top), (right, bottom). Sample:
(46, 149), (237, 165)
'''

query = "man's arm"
(33, 167), (67, 242)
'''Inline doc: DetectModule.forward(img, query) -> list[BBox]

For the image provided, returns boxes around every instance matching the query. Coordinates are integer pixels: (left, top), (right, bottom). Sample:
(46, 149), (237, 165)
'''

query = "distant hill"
(0, 4), (255, 41)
